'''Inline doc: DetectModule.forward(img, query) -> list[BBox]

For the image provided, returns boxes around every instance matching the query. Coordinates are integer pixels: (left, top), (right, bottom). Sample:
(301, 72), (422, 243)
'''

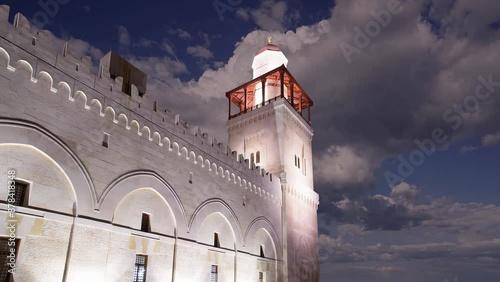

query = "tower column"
(244, 87), (247, 113)
(280, 68), (285, 98)
(228, 95), (232, 119)
(261, 78), (266, 107)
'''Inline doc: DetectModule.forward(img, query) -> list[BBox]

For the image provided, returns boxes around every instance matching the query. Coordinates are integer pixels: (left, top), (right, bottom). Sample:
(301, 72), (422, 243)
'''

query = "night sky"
(4, 0), (500, 281)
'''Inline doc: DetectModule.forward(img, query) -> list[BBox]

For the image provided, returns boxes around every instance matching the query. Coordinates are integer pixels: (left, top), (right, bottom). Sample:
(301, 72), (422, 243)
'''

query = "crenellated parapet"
(0, 4), (281, 206)
(285, 184), (320, 210)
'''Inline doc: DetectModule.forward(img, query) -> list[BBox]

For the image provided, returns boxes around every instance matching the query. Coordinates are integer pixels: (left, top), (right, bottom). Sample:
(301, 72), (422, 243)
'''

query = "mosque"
(0, 5), (319, 282)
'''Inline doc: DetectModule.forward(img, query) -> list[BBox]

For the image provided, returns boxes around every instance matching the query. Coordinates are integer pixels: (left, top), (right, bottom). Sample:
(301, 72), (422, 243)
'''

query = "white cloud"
(459, 145), (479, 153)
(65, 38), (103, 62)
(390, 182), (420, 204)
(235, 0), (300, 32)
(235, 8), (250, 21)
(253, 1), (286, 30)
(43, 34), (104, 72)
(161, 40), (177, 57)
(168, 28), (192, 40)
(198, 32), (212, 48)
(136, 38), (155, 48)
(186, 45), (214, 59)
(460, 131), (500, 153)
(314, 145), (375, 186)
(128, 56), (188, 79)
(212, 61), (225, 69)
(319, 197), (500, 281)
(482, 131), (500, 147)
(117, 26), (130, 47)
(337, 223), (366, 237)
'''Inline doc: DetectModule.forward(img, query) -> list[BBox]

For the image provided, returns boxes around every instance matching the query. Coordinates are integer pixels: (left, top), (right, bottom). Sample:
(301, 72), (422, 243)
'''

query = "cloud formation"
(117, 25), (130, 47)
(186, 45), (214, 59)
(236, 0), (300, 32)
(319, 193), (500, 281)
(168, 28), (192, 40)
(332, 182), (430, 231)
(314, 145), (375, 186)
(481, 131), (500, 147)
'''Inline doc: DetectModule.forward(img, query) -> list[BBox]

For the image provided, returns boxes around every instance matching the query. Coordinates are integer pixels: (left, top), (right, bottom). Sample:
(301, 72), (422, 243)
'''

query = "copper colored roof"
(255, 44), (283, 55)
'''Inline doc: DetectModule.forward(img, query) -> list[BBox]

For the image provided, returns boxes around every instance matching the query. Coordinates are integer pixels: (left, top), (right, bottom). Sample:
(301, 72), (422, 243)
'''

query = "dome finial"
(267, 35), (272, 44)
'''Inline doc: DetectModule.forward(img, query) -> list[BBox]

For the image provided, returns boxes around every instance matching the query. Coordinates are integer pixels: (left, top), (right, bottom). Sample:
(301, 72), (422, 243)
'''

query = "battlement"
(0, 5), (330, 209)
(99, 51), (147, 96)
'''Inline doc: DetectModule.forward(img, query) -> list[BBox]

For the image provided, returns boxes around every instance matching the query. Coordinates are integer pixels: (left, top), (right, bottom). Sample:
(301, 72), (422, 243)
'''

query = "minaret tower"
(226, 38), (319, 282)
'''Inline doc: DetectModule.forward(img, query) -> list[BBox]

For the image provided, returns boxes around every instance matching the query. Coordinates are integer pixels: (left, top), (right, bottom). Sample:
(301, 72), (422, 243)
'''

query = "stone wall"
(0, 4), (288, 281)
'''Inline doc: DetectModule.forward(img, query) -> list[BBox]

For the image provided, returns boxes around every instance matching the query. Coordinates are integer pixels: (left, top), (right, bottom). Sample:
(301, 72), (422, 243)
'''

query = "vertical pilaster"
(244, 87), (247, 113)
(228, 95), (232, 119)
(261, 78), (266, 107)
(280, 69), (285, 98)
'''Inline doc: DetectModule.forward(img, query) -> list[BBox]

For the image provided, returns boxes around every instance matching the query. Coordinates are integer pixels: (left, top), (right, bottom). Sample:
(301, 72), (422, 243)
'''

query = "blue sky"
(5, 0), (332, 78)
(4, 0), (500, 281)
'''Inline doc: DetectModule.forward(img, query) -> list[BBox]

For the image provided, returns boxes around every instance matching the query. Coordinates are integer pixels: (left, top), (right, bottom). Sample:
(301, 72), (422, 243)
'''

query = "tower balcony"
(226, 65), (313, 124)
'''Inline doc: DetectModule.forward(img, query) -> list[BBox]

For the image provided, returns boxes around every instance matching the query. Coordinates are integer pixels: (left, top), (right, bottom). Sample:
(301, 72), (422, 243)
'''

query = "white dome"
(251, 44), (288, 79)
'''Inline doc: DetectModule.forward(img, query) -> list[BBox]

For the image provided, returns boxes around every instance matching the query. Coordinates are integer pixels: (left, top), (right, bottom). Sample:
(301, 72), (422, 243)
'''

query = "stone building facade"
(0, 5), (319, 282)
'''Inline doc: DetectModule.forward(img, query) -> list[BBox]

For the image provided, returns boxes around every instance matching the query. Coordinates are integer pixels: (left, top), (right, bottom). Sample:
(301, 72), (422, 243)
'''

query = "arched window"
(11, 181), (29, 207)
(251, 153), (255, 165)
(214, 233), (221, 248)
(141, 213), (151, 233)
(256, 151), (260, 164)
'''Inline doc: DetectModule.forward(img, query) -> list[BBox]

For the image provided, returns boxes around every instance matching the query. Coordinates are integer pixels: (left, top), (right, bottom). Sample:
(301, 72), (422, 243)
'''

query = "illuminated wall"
(0, 4), (318, 281)
(227, 99), (320, 282)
